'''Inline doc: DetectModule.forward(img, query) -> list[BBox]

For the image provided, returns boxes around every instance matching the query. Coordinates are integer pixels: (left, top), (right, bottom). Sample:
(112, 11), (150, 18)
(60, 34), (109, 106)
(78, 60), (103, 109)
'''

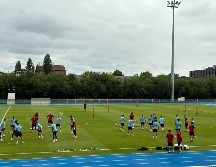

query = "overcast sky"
(0, 0), (215, 77)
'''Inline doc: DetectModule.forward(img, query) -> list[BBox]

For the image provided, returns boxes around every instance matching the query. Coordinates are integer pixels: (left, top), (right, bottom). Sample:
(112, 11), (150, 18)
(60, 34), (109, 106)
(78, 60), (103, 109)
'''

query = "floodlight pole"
(167, 0), (181, 102)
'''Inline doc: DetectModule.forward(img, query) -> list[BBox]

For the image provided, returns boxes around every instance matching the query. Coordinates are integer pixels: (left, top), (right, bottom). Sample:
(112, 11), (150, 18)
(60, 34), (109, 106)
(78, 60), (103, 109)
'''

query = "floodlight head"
(176, 1), (178, 4)
(167, 1), (170, 4)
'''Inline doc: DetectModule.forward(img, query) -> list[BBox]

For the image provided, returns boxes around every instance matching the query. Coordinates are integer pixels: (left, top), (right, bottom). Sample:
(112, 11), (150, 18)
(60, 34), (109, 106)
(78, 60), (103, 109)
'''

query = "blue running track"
(0, 150), (215, 167)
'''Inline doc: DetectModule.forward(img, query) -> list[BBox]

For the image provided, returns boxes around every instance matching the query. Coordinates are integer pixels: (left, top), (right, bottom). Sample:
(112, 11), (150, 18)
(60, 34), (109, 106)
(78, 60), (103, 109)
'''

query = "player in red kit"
(34, 112), (39, 121)
(189, 122), (195, 142)
(129, 112), (134, 120)
(176, 129), (182, 152)
(31, 116), (37, 130)
(47, 113), (54, 127)
(166, 130), (174, 153)
(84, 102), (87, 111)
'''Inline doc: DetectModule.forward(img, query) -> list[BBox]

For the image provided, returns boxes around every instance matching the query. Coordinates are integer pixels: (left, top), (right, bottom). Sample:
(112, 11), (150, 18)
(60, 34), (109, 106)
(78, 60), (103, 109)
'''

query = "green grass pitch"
(0, 103), (215, 160)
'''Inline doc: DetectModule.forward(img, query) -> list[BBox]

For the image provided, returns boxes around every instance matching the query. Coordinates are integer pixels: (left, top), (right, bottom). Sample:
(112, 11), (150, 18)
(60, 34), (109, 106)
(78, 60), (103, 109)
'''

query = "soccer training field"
(0, 103), (215, 160)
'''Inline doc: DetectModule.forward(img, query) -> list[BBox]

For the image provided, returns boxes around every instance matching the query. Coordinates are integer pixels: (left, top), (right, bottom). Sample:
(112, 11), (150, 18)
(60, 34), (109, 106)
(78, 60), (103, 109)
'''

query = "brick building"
(37, 65), (66, 75)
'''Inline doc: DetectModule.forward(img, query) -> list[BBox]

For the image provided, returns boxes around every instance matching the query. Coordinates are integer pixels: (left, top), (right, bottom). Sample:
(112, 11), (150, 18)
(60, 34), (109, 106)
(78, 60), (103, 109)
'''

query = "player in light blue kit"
(175, 118), (181, 132)
(10, 116), (16, 132)
(51, 122), (58, 142)
(56, 116), (62, 132)
(15, 123), (24, 144)
(120, 115), (125, 131)
(152, 120), (159, 139)
(1, 119), (6, 138)
(159, 116), (165, 131)
(140, 115), (146, 130)
(127, 119), (135, 136)
(36, 122), (43, 140)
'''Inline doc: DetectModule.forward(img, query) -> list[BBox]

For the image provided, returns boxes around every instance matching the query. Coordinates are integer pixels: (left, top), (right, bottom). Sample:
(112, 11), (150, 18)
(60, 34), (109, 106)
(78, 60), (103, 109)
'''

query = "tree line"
(0, 70), (216, 99)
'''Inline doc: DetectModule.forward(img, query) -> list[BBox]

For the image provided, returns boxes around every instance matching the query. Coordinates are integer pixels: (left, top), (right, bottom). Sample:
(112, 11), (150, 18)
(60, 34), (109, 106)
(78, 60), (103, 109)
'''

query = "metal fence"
(0, 98), (216, 105)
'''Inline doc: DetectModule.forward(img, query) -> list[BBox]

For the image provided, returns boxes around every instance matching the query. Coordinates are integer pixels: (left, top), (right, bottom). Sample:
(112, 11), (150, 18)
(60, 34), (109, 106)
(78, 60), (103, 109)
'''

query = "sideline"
(1, 106), (11, 124)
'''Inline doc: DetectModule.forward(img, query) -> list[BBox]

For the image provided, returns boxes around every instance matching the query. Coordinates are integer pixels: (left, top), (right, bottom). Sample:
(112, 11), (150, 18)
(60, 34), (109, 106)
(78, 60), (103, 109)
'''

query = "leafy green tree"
(113, 69), (124, 76)
(35, 64), (40, 73)
(15, 61), (21, 73)
(43, 54), (52, 75)
(26, 58), (35, 72)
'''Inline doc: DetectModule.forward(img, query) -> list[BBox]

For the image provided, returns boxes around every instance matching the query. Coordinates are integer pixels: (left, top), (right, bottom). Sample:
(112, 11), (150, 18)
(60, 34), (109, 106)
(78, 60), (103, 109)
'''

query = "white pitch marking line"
(112, 160), (123, 162)
(182, 161), (194, 163)
(95, 157), (105, 159)
(160, 162), (171, 164)
(138, 163), (150, 165)
(58, 163), (67, 165)
(181, 157), (192, 159)
(117, 164), (128, 166)
(134, 159), (146, 161)
(205, 160), (216, 162)
(93, 161), (103, 163)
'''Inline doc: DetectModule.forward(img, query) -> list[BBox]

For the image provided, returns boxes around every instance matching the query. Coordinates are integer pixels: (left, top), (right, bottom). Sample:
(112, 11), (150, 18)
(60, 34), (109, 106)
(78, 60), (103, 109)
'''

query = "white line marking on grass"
(0, 154), (9, 156)
(118, 148), (135, 150)
(38, 152), (53, 154)
(15, 153), (31, 155)
(209, 145), (216, 147)
(1, 106), (11, 124)
(97, 148), (110, 151)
